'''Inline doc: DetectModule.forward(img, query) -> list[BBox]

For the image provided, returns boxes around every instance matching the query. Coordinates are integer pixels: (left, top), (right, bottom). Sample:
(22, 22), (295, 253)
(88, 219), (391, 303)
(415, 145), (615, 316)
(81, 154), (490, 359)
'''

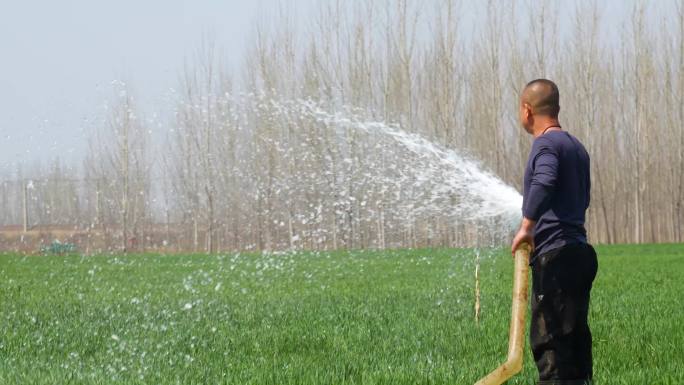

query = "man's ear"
(523, 103), (532, 121)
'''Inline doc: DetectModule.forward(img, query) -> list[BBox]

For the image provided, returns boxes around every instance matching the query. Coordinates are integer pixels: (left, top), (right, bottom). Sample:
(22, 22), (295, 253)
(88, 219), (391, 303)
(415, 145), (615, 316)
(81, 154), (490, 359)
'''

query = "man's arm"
(523, 145), (558, 219)
(511, 141), (559, 255)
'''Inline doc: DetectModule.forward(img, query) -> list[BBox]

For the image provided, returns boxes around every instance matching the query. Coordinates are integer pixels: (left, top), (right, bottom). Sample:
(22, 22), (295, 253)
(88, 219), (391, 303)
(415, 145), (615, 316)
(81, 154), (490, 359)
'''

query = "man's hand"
(511, 217), (536, 256)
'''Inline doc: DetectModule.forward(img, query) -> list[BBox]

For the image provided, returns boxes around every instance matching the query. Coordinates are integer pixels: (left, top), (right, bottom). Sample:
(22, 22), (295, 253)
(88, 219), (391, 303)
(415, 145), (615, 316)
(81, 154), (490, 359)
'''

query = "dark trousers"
(530, 242), (598, 385)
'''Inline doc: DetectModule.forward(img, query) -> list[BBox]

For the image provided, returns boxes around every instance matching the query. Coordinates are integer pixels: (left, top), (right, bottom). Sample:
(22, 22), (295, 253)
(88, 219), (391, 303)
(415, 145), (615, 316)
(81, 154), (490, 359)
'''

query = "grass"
(1, 244), (683, 384)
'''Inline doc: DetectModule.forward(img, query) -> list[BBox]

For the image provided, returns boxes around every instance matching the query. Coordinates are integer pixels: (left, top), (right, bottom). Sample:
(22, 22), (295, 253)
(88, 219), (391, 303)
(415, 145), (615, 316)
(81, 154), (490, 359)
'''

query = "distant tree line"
(1, 0), (682, 253)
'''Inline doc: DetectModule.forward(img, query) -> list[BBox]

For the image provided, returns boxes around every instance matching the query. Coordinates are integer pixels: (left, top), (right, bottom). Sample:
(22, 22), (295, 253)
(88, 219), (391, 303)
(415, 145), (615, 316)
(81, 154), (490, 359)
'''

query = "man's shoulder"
(531, 132), (562, 153)
(536, 131), (587, 152)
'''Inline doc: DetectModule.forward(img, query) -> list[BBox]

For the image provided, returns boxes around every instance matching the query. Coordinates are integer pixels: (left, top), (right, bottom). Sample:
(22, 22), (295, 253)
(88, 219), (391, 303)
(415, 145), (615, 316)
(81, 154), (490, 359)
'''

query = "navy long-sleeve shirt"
(522, 130), (591, 262)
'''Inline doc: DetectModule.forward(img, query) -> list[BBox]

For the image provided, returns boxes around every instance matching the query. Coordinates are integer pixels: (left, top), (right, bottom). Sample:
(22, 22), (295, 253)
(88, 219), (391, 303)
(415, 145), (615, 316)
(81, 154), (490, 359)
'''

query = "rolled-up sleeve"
(523, 140), (559, 220)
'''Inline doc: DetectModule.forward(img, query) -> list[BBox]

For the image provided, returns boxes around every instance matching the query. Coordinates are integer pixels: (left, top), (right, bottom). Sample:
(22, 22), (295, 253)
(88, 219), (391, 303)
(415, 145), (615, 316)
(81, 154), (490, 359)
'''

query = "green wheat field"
(1, 244), (682, 384)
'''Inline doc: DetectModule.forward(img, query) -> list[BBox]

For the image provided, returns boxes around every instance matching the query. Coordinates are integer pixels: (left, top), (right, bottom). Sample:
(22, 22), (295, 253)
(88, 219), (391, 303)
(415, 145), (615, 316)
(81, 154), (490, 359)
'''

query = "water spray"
(473, 243), (531, 385)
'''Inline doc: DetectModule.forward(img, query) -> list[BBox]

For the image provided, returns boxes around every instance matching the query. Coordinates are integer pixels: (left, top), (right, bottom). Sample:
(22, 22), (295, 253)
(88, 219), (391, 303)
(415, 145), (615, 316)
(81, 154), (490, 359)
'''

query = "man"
(511, 79), (598, 385)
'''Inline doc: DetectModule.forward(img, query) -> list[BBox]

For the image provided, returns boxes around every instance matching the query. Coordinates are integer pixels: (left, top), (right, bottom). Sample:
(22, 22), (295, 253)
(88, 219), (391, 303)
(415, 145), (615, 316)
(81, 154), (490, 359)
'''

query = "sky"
(0, 0), (663, 176)
(0, 0), (286, 174)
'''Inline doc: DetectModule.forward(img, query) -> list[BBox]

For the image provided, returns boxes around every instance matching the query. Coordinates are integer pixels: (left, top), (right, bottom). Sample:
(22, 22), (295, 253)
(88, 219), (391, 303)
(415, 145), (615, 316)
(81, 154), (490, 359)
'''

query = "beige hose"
(473, 243), (531, 385)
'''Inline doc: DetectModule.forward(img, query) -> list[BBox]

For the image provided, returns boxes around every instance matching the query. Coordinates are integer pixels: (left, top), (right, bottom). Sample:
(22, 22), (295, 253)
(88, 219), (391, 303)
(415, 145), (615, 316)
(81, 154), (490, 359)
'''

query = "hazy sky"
(0, 0), (291, 173)
(0, 0), (657, 175)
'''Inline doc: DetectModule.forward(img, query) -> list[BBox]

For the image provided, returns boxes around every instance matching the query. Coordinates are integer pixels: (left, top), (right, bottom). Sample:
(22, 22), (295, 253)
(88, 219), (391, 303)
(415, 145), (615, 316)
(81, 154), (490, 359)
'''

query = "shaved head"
(521, 79), (560, 118)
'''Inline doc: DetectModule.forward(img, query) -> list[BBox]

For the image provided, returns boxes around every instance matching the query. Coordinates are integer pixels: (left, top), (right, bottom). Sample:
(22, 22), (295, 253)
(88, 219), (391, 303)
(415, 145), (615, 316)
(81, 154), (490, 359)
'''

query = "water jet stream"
(291, 99), (523, 227)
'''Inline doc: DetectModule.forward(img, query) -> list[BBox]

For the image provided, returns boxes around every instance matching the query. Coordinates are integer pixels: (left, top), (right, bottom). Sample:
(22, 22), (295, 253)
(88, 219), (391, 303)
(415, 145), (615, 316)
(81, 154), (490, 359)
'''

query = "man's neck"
(532, 118), (562, 138)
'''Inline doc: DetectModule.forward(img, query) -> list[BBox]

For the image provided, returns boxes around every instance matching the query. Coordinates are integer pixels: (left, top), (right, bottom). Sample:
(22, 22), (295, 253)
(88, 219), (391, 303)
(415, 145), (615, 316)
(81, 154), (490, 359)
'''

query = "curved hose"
(474, 243), (531, 385)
